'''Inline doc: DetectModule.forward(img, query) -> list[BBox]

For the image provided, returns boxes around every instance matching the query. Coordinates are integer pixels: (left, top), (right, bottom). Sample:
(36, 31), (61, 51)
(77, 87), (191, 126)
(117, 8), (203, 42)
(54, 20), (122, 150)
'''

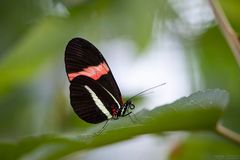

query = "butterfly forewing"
(65, 38), (123, 123)
(65, 38), (104, 73)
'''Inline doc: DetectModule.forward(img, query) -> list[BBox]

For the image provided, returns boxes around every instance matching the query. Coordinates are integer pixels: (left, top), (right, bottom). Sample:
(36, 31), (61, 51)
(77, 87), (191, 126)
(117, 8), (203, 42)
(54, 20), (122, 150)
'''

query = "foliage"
(0, 0), (239, 160)
(0, 89), (230, 159)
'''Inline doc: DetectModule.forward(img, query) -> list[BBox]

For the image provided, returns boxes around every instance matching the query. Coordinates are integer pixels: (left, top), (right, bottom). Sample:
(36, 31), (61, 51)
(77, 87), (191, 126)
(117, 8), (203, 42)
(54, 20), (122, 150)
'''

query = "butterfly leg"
(128, 114), (138, 124)
(131, 112), (142, 124)
(95, 120), (109, 135)
(121, 111), (138, 124)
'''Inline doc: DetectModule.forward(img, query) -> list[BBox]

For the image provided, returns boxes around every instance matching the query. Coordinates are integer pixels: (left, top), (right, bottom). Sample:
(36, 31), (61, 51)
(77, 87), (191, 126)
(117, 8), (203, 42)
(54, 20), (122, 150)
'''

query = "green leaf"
(169, 132), (240, 160)
(0, 89), (228, 160)
(197, 27), (240, 133)
(219, 0), (240, 33)
(0, 0), (176, 95)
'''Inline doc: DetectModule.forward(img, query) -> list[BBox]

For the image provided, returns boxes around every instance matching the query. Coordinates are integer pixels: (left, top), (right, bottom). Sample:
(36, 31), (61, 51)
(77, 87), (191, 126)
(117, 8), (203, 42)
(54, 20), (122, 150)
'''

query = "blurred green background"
(0, 0), (240, 160)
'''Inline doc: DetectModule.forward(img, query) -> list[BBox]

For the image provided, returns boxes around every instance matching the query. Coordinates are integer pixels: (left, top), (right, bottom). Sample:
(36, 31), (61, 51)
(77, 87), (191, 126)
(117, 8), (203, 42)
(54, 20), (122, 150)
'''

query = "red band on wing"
(68, 62), (110, 81)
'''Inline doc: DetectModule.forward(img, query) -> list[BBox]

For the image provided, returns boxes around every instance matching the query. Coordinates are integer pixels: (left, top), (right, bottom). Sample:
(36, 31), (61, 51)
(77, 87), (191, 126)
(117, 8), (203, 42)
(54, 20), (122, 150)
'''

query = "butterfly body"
(65, 38), (135, 124)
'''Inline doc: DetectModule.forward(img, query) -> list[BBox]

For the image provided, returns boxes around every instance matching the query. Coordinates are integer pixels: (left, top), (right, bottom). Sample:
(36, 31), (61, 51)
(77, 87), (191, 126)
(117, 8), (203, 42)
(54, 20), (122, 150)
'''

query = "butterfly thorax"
(111, 100), (135, 120)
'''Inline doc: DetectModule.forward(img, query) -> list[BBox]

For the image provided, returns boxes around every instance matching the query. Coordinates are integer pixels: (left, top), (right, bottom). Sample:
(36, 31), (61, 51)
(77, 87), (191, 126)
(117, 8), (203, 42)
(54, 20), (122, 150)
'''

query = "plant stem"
(216, 122), (240, 144)
(208, 0), (240, 67)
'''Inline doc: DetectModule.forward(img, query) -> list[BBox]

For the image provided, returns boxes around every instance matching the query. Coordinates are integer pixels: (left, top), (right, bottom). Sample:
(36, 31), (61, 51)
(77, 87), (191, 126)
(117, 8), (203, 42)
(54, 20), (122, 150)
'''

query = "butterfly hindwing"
(65, 38), (123, 107)
(70, 76), (120, 123)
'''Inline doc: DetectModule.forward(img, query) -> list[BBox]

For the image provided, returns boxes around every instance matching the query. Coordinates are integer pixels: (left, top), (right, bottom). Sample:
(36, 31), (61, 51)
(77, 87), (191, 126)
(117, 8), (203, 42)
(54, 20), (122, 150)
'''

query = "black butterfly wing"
(65, 38), (123, 106)
(65, 38), (104, 73)
(64, 38), (123, 123)
(70, 76), (119, 123)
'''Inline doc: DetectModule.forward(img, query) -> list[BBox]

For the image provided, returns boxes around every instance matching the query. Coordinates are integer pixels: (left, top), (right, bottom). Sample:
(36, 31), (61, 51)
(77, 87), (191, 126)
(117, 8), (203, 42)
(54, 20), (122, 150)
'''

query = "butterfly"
(64, 37), (136, 124)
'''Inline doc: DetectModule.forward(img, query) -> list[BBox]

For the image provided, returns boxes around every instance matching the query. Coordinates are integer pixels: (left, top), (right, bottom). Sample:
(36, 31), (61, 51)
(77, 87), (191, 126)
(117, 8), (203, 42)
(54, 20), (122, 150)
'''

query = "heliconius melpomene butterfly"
(65, 37), (136, 124)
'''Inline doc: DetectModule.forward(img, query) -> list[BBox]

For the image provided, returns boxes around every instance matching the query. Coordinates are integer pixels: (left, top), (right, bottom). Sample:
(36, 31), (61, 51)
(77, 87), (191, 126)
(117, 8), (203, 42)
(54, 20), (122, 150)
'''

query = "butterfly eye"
(129, 103), (135, 110)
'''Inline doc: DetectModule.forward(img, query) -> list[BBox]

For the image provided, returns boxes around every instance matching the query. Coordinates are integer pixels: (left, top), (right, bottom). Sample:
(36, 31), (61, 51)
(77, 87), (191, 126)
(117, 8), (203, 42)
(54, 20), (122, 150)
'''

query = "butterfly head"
(118, 100), (135, 117)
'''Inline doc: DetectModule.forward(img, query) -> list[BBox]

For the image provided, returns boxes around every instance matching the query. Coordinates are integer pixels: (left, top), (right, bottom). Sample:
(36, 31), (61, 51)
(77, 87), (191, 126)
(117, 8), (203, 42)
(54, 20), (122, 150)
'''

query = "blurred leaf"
(0, 89), (228, 160)
(219, 0), (240, 33)
(0, 0), (177, 94)
(0, 0), (45, 55)
(169, 132), (240, 160)
(0, 17), (73, 95)
(197, 27), (240, 133)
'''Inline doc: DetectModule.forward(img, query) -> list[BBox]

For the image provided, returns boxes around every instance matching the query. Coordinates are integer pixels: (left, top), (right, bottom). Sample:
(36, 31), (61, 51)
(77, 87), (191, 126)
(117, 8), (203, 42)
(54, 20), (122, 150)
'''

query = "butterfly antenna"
(128, 83), (166, 101)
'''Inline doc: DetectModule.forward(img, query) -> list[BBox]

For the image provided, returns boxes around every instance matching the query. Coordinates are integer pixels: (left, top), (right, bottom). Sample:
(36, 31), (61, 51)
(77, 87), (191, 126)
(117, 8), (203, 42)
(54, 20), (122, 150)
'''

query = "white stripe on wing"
(84, 85), (112, 119)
